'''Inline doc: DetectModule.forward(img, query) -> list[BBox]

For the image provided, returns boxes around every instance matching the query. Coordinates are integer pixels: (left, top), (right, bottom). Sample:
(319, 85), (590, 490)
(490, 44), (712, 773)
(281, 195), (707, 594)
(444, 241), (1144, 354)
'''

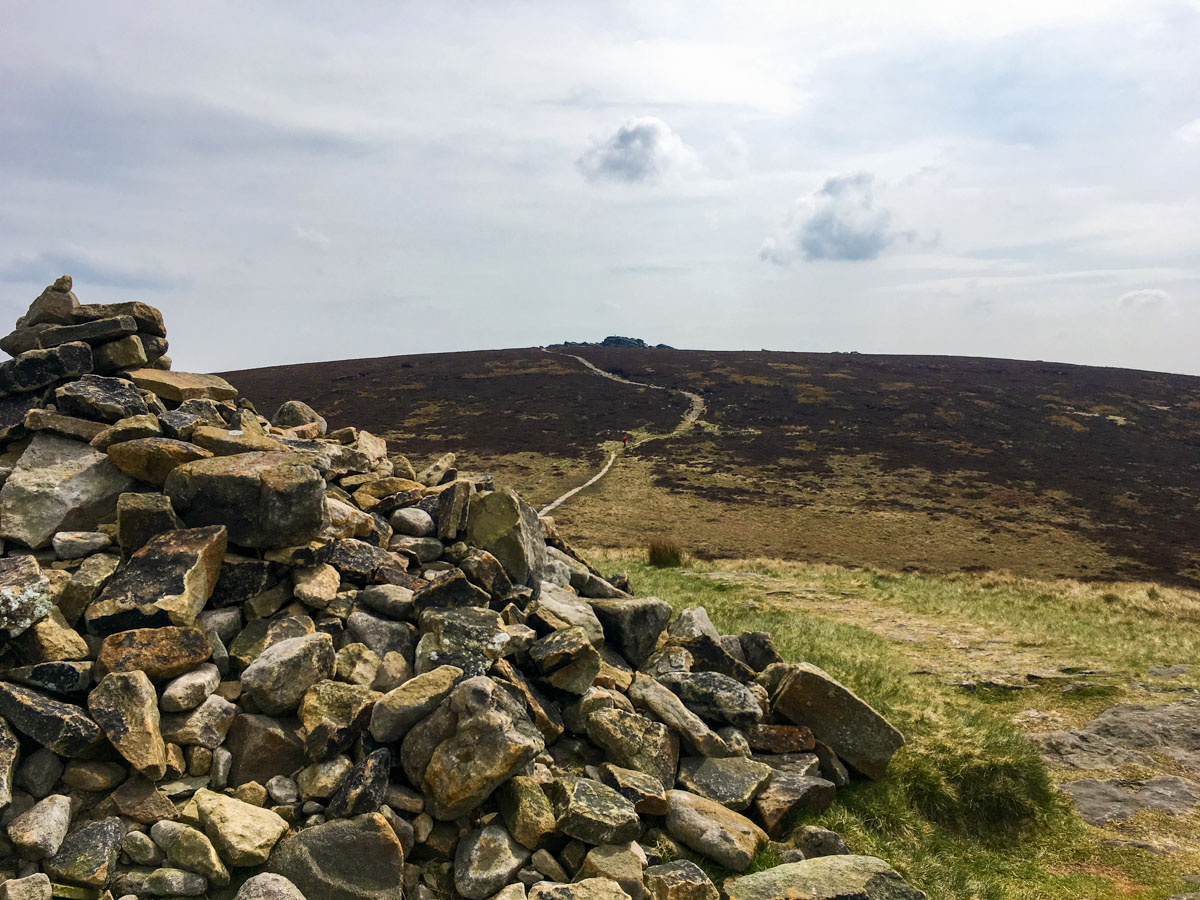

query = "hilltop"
(224, 346), (1200, 589)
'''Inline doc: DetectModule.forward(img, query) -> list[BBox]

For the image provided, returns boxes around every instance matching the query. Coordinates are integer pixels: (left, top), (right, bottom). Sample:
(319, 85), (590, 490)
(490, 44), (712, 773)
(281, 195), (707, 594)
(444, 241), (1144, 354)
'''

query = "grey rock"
(466, 488), (546, 586)
(266, 812), (406, 900)
(664, 790), (766, 872)
(1063, 776), (1200, 825)
(14, 747), (63, 798)
(0, 434), (133, 549)
(660, 671), (763, 728)
(241, 632), (335, 715)
(6, 793), (72, 860)
(547, 777), (642, 845)
(0, 555), (51, 639)
(772, 663), (903, 780)
(455, 824), (532, 899)
(390, 507), (434, 537)
(236, 873), (309, 900)
(676, 756), (773, 811)
(725, 855), (925, 900)
(160, 663), (221, 712)
(0, 873), (52, 900)
(588, 596), (672, 668)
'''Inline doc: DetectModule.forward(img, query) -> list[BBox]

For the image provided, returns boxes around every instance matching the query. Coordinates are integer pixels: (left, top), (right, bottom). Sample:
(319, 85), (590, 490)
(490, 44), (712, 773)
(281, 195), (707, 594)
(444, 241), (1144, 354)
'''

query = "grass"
(590, 550), (1200, 900)
(648, 537), (685, 568)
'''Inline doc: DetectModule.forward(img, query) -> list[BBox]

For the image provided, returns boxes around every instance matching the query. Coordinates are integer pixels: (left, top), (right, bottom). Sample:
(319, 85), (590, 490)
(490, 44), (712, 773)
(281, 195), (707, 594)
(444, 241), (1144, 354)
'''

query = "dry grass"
(647, 536), (685, 567)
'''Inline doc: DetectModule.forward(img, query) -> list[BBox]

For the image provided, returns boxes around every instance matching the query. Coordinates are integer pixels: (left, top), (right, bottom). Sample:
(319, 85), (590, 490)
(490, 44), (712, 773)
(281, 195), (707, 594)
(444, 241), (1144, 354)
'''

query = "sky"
(1, 1), (1198, 375)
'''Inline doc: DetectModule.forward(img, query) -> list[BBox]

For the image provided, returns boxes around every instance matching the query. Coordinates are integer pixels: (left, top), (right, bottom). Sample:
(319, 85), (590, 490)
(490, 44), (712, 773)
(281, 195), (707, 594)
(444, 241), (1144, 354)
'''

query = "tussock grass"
(647, 537), (685, 568)
(594, 551), (1199, 900)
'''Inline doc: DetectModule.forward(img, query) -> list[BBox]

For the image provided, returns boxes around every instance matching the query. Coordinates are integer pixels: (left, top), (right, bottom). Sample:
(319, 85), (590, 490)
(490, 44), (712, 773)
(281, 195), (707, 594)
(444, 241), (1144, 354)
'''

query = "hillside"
(224, 347), (1200, 589)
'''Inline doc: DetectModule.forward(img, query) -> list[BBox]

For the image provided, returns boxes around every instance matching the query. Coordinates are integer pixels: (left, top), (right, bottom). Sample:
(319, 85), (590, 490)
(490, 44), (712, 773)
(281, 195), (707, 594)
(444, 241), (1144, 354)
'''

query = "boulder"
(236, 873), (309, 900)
(96, 625), (212, 679)
(676, 756), (774, 811)
(528, 878), (632, 900)
(723, 856), (926, 900)
(239, 631), (336, 714)
(87, 670), (168, 778)
(300, 679), (377, 760)
(165, 451), (326, 548)
(107, 436), (213, 485)
(455, 824), (532, 899)
(0, 434), (133, 548)
(0, 683), (104, 757)
(664, 790), (766, 872)
(497, 775), (558, 850)
(6, 793), (72, 860)
(42, 816), (123, 888)
(150, 819), (230, 886)
(125, 368), (238, 402)
(370, 664), (462, 742)
(753, 773), (837, 837)
(660, 671), (763, 728)
(0, 342), (92, 398)
(83, 525), (226, 634)
(586, 707), (678, 789)
(54, 375), (147, 422)
(466, 488), (546, 586)
(0, 555), (52, 639)
(588, 597), (672, 668)
(547, 777), (642, 845)
(193, 788), (289, 866)
(266, 812), (406, 900)
(402, 675), (545, 819)
(772, 663), (903, 779)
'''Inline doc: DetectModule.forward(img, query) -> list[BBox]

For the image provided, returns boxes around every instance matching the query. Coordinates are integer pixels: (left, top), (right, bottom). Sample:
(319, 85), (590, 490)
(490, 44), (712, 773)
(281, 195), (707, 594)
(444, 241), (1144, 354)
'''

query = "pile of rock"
(0, 278), (922, 900)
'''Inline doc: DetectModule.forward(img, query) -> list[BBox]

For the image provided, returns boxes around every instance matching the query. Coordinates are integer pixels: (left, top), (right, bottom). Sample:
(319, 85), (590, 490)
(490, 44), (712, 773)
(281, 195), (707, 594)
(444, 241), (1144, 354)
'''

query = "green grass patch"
(597, 552), (1198, 900)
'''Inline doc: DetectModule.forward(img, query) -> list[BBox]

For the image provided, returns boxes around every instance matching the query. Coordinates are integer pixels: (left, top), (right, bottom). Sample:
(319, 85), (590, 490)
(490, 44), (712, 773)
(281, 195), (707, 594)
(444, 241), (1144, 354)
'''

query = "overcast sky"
(2, 1), (1198, 374)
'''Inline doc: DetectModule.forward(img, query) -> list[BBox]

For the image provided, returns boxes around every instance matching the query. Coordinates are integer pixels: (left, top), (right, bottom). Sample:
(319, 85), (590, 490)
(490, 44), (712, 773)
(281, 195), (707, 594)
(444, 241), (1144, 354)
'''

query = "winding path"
(537, 349), (705, 516)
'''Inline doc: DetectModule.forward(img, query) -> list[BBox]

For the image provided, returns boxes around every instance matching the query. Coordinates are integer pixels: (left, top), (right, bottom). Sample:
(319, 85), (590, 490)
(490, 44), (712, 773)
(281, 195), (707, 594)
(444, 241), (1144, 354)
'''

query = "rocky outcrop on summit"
(0, 277), (915, 900)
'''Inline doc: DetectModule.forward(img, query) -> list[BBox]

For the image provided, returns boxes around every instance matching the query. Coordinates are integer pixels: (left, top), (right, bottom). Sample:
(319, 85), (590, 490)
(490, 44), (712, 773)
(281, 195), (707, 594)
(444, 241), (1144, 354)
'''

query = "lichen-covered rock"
(402, 675), (545, 820)
(6, 793), (72, 860)
(87, 670), (168, 779)
(466, 488), (546, 586)
(772, 663), (903, 780)
(547, 777), (642, 845)
(84, 525), (226, 634)
(43, 816), (124, 888)
(455, 824), (532, 900)
(0, 683), (104, 758)
(0, 555), (51, 639)
(664, 790), (766, 872)
(644, 860), (719, 900)
(165, 451), (326, 548)
(723, 855), (926, 900)
(107, 436), (213, 485)
(266, 812), (406, 900)
(194, 788), (289, 867)
(0, 434), (133, 548)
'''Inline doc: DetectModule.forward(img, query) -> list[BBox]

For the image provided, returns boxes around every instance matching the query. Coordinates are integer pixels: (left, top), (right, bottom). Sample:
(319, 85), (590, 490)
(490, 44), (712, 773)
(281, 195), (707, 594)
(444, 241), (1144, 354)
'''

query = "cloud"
(0, 250), (185, 291)
(576, 117), (698, 183)
(761, 172), (904, 264)
(1178, 118), (1200, 143)
(293, 226), (331, 248)
(1118, 288), (1172, 311)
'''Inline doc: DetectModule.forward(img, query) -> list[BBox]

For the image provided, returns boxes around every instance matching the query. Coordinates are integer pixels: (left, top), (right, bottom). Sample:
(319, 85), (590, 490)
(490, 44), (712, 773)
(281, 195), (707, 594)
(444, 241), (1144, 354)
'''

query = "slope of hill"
(223, 346), (1200, 588)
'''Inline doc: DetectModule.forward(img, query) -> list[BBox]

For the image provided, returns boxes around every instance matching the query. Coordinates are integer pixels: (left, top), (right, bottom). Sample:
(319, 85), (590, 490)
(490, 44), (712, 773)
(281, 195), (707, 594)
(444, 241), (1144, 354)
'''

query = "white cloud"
(1178, 118), (1200, 143)
(1118, 288), (1172, 311)
(761, 173), (907, 264)
(293, 225), (330, 248)
(576, 117), (698, 184)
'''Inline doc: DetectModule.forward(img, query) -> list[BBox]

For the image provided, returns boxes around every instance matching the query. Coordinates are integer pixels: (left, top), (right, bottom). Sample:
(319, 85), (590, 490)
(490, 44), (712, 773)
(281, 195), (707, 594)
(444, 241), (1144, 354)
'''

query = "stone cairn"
(0, 278), (922, 900)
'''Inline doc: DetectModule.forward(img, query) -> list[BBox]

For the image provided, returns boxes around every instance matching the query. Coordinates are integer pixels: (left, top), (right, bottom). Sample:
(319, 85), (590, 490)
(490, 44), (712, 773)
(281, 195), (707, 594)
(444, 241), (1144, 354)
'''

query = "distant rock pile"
(560, 338), (675, 350)
(0, 278), (920, 900)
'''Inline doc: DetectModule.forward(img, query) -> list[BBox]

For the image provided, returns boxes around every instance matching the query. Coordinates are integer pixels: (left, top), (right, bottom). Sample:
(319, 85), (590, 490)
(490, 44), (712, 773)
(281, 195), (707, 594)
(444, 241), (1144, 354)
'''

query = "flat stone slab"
(126, 368), (238, 402)
(1032, 700), (1200, 774)
(1063, 776), (1200, 826)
